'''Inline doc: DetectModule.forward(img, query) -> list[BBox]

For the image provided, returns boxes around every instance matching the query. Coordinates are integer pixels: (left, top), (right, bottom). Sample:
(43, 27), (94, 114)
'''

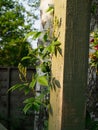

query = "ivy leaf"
(37, 76), (49, 87)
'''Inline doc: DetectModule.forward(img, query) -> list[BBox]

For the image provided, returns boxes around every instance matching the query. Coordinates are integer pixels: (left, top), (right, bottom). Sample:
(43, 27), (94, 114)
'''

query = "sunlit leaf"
(32, 31), (42, 40)
(53, 41), (61, 46)
(46, 5), (54, 13)
(24, 31), (35, 41)
(37, 76), (48, 87)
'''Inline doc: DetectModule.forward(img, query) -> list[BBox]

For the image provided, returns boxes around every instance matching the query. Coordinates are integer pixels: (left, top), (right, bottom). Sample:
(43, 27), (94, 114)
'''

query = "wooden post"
(49, 0), (91, 130)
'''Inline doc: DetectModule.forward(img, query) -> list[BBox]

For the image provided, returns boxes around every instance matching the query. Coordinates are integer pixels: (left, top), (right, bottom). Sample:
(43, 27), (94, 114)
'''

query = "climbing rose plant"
(89, 31), (98, 73)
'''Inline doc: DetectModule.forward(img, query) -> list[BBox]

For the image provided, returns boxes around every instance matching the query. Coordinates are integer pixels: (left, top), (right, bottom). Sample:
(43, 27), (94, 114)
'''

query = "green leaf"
(23, 97), (35, 105)
(29, 74), (38, 89)
(46, 5), (54, 13)
(24, 31), (35, 41)
(8, 84), (25, 92)
(51, 77), (61, 90)
(33, 102), (40, 111)
(23, 103), (32, 114)
(43, 33), (48, 41)
(57, 46), (62, 56)
(21, 56), (31, 61)
(37, 76), (49, 86)
(55, 46), (57, 57)
(45, 44), (55, 54)
(53, 40), (61, 46)
(29, 79), (36, 89)
(51, 77), (56, 90)
(24, 87), (30, 95)
(32, 31), (42, 40)
(55, 80), (61, 88)
(23, 97), (42, 113)
(24, 31), (42, 41)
